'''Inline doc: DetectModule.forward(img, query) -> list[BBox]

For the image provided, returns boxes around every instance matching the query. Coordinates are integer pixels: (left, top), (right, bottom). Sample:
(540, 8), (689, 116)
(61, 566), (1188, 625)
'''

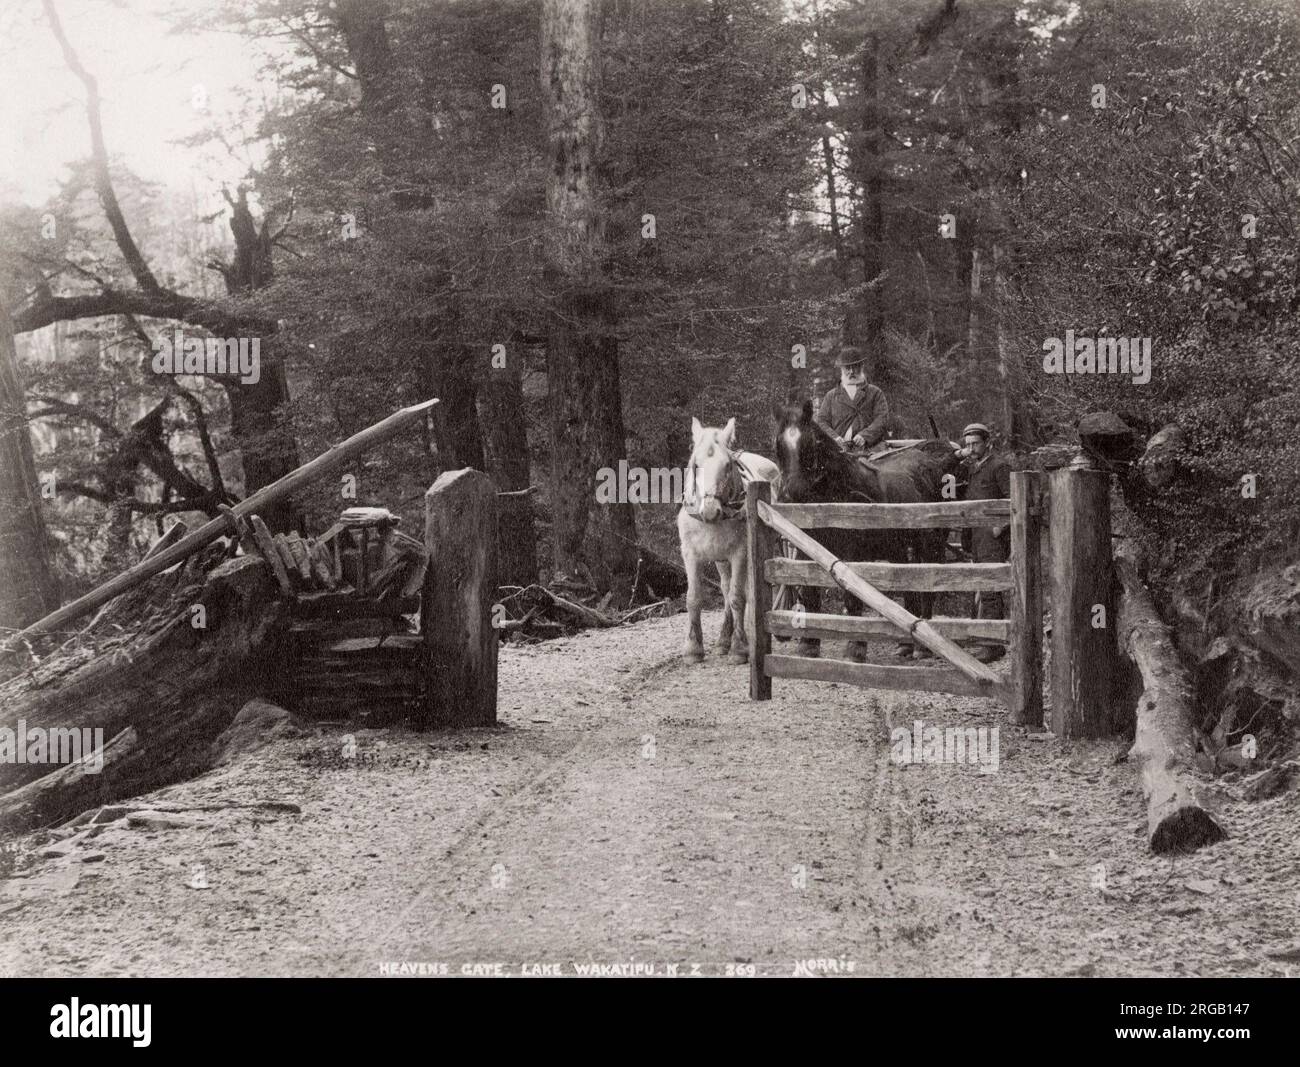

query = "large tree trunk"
(221, 367), (298, 532)
(848, 32), (886, 351)
(540, 0), (638, 600)
(0, 300), (60, 632)
(217, 190), (299, 531)
(991, 239), (1021, 445)
(479, 361), (539, 587)
(418, 305), (485, 474)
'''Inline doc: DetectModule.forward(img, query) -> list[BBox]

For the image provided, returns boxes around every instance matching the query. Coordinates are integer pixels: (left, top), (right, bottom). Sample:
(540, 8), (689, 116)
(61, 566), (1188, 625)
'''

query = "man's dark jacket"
(815, 383), (889, 447)
(962, 450), (1012, 562)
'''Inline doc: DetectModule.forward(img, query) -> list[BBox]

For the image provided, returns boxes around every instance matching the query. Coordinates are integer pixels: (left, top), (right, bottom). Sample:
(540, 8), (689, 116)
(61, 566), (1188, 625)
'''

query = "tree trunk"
(218, 192), (299, 531)
(479, 361), (538, 587)
(540, 0), (638, 600)
(0, 300), (60, 633)
(991, 240), (1020, 444)
(0, 554), (288, 831)
(221, 360), (298, 532)
(849, 32), (886, 351)
(418, 310), (485, 474)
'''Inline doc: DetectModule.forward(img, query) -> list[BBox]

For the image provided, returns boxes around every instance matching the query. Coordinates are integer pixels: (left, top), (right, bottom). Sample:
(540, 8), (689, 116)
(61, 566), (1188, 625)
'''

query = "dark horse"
(773, 400), (959, 661)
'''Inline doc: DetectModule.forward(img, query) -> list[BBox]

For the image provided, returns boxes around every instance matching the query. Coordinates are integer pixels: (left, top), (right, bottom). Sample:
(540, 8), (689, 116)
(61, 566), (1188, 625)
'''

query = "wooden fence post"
(422, 469), (498, 728)
(1048, 466), (1115, 738)
(1009, 471), (1044, 726)
(747, 480), (773, 701)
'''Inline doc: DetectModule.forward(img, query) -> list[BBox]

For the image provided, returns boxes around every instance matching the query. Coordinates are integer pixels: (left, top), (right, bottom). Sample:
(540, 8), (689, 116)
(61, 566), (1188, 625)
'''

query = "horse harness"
(683, 448), (755, 522)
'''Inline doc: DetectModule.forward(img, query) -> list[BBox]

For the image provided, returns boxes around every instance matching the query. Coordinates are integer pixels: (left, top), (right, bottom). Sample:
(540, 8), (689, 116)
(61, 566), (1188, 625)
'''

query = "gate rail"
(746, 472), (1045, 723)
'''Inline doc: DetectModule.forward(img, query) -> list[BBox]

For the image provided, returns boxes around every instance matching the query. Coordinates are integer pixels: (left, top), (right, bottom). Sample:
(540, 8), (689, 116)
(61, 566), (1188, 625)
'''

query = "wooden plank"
(764, 655), (1005, 701)
(305, 538), (336, 589)
(422, 469), (498, 728)
(357, 528), (370, 593)
(316, 522), (346, 547)
(1009, 471), (1045, 727)
(766, 558), (1011, 592)
(272, 536), (301, 587)
(767, 610), (1008, 643)
(248, 515), (293, 594)
(746, 480), (774, 700)
(4, 398), (439, 647)
(369, 552), (412, 597)
(285, 532), (314, 583)
(399, 554), (429, 600)
(770, 498), (1010, 530)
(1048, 468), (1115, 738)
(292, 595), (418, 619)
(758, 500), (1001, 686)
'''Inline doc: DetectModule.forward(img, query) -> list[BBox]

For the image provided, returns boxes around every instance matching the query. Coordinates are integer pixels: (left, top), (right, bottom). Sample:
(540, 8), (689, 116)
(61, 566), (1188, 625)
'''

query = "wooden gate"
(746, 472), (1045, 724)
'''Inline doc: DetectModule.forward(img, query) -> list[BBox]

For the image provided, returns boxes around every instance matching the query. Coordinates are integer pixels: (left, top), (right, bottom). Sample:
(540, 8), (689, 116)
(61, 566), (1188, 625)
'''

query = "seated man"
(814, 346), (889, 452)
(957, 422), (1012, 664)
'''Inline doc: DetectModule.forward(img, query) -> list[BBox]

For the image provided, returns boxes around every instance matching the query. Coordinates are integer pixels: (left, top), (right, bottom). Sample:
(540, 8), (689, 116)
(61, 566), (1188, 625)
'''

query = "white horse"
(676, 417), (780, 664)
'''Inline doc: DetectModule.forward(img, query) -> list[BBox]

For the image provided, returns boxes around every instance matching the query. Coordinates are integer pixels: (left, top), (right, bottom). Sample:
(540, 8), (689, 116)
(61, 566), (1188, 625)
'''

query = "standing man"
(957, 422), (1012, 664)
(815, 346), (890, 452)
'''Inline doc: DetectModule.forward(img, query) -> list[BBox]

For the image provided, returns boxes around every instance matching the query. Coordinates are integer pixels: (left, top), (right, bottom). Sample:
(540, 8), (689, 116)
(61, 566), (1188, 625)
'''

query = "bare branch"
(40, 0), (161, 293)
(13, 288), (278, 336)
(28, 396), (121, 437)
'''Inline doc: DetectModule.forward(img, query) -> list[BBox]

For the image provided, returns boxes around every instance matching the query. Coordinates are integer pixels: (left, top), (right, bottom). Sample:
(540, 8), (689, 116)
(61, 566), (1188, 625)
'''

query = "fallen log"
(1116, 540), (1227, 853)
(2, 397), (438, 650)
(0, 727), (137, 832)
(0, 555), (289, 832)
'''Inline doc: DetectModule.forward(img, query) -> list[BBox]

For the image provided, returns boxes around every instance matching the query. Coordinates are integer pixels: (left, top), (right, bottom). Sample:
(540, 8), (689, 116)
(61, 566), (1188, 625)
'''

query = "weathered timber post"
(747, 480), (774, 701)
(422, 469), (498, 728)
(1009, 471), (1045, 726)
(1048, 466), (1115, 737)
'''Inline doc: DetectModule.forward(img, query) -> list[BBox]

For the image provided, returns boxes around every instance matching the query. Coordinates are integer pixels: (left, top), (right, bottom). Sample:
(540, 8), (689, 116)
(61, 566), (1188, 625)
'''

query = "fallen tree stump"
(0, 555), (289, 832)
(1116, 540), (1227, 853)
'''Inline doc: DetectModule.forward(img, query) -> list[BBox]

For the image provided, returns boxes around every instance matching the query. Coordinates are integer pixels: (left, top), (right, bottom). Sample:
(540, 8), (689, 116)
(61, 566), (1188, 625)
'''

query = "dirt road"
(2, 613), (1297, 977)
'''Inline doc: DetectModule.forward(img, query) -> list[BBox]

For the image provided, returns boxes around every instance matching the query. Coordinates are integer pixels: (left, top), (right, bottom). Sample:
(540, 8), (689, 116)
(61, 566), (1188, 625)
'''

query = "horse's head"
(773, 399), (880, 503)
(686, 417), (742, 522)
(773, 399), (830, 500)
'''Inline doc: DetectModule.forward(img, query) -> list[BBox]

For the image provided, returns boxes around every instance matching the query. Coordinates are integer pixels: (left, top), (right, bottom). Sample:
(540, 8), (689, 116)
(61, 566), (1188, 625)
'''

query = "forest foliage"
(3, 0), (1297, 608)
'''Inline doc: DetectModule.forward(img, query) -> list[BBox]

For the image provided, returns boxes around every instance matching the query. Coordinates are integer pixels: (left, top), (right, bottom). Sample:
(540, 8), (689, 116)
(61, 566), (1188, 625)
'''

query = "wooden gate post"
(1009, 470), (1044, 726)
(422, 469), (498, 728)
(747, 480), (774, 701)
(1048, 466), (1115, 738)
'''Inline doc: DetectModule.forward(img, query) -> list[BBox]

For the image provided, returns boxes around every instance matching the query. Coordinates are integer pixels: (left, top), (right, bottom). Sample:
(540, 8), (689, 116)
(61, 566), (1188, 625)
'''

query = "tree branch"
(28, 396), (122, 438)
(41, 0), (161, 293)
(12, 288), (278, 336)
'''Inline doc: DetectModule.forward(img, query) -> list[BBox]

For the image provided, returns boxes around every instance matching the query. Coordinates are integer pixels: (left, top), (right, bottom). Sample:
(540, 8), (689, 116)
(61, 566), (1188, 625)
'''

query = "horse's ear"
(800, 398), (814, 424)
(721, 417), (737, 448)
(771, 402), (786, 423)
(690, 416), (704, 445)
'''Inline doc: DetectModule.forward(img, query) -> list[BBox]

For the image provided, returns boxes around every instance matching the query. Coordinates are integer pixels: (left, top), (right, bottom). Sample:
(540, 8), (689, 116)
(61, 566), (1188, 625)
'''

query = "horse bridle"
(684, 447), (747, 522)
